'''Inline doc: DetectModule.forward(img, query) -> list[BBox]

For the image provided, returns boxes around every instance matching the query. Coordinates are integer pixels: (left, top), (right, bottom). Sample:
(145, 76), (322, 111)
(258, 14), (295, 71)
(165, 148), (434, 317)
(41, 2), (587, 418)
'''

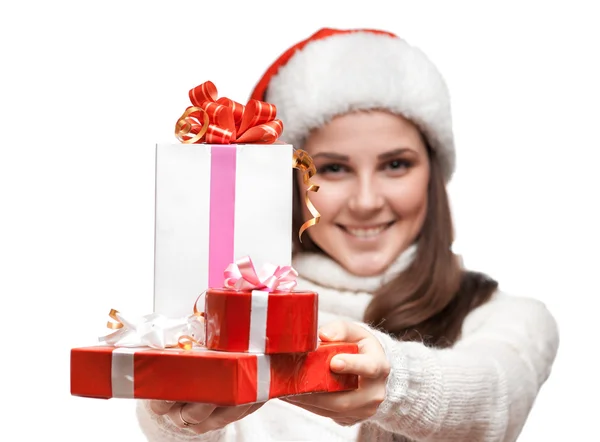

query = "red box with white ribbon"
(70, 342), (358, 405)
(204, 256), (318, 354)
(205, 288), (318, 354)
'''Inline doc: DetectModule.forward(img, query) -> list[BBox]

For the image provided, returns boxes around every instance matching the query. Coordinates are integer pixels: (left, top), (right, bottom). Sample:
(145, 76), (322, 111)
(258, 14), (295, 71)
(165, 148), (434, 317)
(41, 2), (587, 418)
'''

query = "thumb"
(318, 320), (368, 343)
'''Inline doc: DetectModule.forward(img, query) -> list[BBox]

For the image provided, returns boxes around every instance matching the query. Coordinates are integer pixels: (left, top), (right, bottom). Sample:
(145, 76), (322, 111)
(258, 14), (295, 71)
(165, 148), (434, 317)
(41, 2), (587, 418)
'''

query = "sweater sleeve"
(364, 292), (559, 442)
(136, 400), (227, 441)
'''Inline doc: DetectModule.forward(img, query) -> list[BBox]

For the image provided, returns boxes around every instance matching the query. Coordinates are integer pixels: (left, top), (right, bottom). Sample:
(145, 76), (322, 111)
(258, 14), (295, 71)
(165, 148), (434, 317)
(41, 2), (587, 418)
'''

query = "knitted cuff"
(357, 323), (442, 435)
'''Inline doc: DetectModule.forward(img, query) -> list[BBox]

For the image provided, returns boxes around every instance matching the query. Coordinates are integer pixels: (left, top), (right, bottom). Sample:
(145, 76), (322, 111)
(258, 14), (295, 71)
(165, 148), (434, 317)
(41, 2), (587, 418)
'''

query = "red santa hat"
(250, 28), (456, 182)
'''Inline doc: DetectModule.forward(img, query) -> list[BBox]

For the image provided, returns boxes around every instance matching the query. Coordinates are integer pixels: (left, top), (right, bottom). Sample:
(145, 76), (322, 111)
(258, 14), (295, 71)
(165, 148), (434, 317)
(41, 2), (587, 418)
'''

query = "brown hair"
(294, 144), (497, 441)
(292, 146), (497, 348)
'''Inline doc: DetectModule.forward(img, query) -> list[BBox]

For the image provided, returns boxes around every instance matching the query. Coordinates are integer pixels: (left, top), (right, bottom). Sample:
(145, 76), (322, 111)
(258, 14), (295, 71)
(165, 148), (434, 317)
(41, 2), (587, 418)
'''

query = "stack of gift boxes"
(70, 81), (358, 406)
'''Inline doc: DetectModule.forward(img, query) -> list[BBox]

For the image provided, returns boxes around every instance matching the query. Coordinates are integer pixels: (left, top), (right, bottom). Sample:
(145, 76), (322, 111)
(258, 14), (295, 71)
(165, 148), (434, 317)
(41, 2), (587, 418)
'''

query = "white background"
(1, 0), (598, 440)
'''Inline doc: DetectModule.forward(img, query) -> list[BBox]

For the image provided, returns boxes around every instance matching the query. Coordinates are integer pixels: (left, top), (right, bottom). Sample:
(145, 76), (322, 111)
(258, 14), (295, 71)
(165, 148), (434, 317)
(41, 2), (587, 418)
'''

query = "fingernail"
(164, 400), (176, 404)
(319, 327), (337, 340)
(331, 356), (345, 371)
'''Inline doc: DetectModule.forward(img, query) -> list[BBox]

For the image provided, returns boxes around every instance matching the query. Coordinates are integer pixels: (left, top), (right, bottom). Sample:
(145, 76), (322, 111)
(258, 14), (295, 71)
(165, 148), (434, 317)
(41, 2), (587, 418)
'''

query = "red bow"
(175, 81), (283, 144)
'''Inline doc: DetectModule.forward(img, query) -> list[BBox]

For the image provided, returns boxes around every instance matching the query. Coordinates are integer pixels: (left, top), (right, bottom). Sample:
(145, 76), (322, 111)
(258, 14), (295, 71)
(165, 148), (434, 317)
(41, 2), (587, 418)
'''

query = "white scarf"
(291, 245), (418, 323)
(292, 244), (417, 293)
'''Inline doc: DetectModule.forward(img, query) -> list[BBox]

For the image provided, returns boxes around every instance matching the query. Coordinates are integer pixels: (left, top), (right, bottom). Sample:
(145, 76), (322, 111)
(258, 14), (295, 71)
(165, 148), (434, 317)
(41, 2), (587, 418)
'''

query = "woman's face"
(298, 110), (430, 276)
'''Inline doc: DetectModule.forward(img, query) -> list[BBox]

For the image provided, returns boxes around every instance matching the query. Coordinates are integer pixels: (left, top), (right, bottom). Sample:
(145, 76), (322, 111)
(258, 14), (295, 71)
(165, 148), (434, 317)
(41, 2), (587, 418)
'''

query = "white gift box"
(153, 143), (293, 318)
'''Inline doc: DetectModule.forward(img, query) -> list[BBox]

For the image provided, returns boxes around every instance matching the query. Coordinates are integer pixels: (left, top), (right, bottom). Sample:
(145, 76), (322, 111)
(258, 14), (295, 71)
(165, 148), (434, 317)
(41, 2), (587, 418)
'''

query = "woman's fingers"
(284, 321), (389, 424)
(321, 322), (390, 380)
(149, 400), (178, 415)
(319, 320), (370, 343)
(285, 385), (383, 417)
(189, 403), (264, 434)
(330, 353), (390, 379)
(163, 402), (265, 434)
(281, 398), (337, 418)
(167, 403), (217, 429)
(285, 390), (361, 413)
(282, 397), (364, 425)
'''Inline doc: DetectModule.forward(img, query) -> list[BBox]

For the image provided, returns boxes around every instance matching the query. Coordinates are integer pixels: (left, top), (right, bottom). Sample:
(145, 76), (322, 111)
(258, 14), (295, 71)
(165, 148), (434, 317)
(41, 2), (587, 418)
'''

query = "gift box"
(203, 256), (318, 354)
(70, 342), (358, 405)
(154, 142), (293, 318)
(70, 82), (334, 407)
(205, 288), (318, 354)
(154, 81), (321, 319)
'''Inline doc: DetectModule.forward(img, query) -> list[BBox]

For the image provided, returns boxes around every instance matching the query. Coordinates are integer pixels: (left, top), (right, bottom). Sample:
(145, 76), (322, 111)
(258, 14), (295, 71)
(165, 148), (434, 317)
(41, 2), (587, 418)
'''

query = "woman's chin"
(338, 254), (394, 277)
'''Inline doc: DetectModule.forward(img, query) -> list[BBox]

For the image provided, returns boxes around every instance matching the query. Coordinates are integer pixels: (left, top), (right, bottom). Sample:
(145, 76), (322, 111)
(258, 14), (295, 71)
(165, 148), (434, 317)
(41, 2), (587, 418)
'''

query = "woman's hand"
(149, 400), (264, 434)
(283, 320), (390, 426)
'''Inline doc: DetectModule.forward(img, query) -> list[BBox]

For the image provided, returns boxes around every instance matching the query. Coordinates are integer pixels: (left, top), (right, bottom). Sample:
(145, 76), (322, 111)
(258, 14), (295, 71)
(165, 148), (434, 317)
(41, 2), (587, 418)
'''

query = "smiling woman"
(297, 110), (430, 277)
(136, 27), (559, 442)
(292, 108), (488, 350)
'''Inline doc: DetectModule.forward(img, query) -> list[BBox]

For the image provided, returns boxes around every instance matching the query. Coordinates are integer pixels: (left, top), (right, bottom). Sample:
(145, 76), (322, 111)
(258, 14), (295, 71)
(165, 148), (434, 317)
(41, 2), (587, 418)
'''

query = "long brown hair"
(292, 146), (497, 348)
(293, 144), (497, 441)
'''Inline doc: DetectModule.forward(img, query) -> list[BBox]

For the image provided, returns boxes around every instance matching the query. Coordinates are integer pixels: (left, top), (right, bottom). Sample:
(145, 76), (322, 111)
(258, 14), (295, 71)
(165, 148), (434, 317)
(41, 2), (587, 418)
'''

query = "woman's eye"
(387, 159), (411, 170)
(319, 163), (346, 174)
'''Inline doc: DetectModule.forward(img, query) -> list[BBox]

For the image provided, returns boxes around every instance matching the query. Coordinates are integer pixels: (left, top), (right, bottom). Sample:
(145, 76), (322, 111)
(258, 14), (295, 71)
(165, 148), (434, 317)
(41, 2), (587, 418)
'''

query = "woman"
(137, 27), (559, 441)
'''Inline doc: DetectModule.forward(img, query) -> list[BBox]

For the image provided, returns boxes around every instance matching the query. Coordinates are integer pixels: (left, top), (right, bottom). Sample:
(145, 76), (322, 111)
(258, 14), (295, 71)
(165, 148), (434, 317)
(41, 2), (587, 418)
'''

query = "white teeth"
(346, 226), (387, 238)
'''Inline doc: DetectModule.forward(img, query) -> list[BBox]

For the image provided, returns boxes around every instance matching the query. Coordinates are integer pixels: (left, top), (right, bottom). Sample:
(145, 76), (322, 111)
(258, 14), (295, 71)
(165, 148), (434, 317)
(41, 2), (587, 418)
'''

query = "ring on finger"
(179, 403), (200, 427)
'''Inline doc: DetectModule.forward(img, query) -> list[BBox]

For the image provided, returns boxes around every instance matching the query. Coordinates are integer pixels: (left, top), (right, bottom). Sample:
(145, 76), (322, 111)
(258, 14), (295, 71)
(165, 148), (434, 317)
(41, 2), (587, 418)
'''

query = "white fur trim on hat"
(265, 32), (456, 182)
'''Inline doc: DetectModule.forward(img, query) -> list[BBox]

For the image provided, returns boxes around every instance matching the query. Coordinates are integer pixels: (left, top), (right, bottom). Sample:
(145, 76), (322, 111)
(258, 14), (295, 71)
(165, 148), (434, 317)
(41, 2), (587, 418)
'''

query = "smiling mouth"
(338, 222), (395, 239)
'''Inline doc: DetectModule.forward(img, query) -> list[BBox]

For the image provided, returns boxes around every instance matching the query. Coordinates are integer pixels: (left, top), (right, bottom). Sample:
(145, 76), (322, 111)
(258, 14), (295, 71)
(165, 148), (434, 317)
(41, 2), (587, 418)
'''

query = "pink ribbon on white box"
(206, 144), (319, 293)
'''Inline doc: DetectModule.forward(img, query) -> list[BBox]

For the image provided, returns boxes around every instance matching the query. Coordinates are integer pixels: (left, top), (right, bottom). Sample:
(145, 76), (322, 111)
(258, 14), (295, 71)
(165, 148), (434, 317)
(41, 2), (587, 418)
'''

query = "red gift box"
(202, 256), (319, 354)
(70, 342), (358, 405)
(205, 288), (318, 354)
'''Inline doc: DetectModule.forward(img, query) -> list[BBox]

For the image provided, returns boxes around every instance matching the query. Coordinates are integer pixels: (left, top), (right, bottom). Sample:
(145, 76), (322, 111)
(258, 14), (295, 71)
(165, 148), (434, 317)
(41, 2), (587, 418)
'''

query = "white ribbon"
(101, 308), (270, 402)
(111, 347), (137, 398)
(248, 290), (269, 353)
(99, 311), (205, 349)
(255, 354), (271, 402)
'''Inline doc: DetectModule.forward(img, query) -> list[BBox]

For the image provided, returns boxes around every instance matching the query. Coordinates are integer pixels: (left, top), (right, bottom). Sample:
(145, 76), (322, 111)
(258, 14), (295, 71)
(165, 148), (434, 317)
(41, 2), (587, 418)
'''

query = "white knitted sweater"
(136, 248), (559, 441)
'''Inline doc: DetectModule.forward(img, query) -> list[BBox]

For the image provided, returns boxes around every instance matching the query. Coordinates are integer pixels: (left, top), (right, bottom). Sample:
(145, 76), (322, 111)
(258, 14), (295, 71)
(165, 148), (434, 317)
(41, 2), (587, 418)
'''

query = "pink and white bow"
(223, 256), (298, 292)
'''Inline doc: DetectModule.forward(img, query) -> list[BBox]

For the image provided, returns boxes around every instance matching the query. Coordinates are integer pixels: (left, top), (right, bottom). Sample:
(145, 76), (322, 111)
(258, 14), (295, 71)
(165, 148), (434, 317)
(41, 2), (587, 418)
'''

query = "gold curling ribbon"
(174, 107), (210, 144)
(107, 309), (124, 329)
(177, 334), (202, 351)
(292, 149), (321, 242)
(178, 290), (207, 350)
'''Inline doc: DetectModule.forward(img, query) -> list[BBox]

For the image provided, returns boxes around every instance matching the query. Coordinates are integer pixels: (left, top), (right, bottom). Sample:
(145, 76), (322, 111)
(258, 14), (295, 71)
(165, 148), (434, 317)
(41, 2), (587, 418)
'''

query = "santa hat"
(250, 28), (456, 182)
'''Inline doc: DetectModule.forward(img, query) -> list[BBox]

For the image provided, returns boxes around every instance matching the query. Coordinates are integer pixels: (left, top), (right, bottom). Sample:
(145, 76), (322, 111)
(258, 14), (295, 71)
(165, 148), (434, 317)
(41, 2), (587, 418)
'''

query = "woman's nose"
(347, 177), (385, 213)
